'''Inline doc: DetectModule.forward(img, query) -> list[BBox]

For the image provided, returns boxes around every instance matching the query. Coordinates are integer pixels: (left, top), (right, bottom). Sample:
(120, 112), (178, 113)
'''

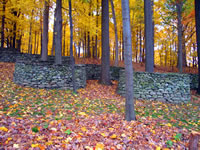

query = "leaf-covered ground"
(0, 62), (199, 149)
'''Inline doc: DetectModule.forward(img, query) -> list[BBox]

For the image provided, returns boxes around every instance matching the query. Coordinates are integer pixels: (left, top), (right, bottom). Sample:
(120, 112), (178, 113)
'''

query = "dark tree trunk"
(176, 1), (183, 73)
(95, 0), (99, 59)
(55, 0), (62, 64)
(165, 44), (167, 66)
(17, 34), (22, 51)
(139, 23), (142, 63)
(144, 0), (154, 72)
(1, 0), (6, 48)
(51, 7), (57, 56)
(84, 32), (87, 58)
(193, 43), (196, 68)
(78, 41), (81, 58)
(122, 31), (124, 61)
(87, 31), (91, 58)
(41, 0), (49, 61)
(182, 38), (187, 67)
(195, 0), (200, 94)
(63, 24), (66, 56)
(142, 36), (145, 62)
(40, 10), (43, 55)
(100, 0), (111, 85)
(121, 0), (136, 121)
(135, 29), (138, 63)
(69, 0), (76, 92)
(28, 19), (33, 54)
(34, 31), (37, 54)
(92, 36), (95, 58)
(110, 0), (119, 66)
(13, 22), (16, 49)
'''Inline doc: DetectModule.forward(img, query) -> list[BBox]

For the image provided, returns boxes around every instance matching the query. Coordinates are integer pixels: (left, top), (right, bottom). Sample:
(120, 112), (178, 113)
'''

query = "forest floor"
(0, 62), (199, 149)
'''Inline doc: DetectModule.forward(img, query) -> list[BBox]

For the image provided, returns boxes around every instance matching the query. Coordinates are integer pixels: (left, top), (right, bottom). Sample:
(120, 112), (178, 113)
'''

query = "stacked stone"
(189, 74), (198, 89)
(13, 57), (86, 90)
(85, 64), (123, 81)
(0, 48), (21, 62)
(117, 70), (191, 103)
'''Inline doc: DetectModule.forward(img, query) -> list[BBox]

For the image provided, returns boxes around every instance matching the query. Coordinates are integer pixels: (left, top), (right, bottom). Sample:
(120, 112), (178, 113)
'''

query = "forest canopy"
(0, 0), (196, 67)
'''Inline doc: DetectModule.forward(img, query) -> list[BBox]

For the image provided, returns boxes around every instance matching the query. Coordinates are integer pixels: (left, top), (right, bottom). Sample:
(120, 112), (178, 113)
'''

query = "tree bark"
(144, 0), (154, 72)
(139, 23), (143, 63)
(40, 9), (43, 55)
(51, 7), (57, 56)
(100, 0), (111, 85)
(41, 0), (49, 61)
(87, 31), (91, 58)
(1, 0), (6, 48)
(176, 1), (183, 73)
(195, 0), (200, 94)
(110, 0), (119, 66)
(28, 15), (33, 54)
(182, 35), (187, 67)
(135, 28), (138, 63)
(121, 0), (136, 121)
(69, 0), (76, 92)
(13, 22), (16, 49)
(55, 0), (62, 64)
(63, 24), (66, 56)
(95, 0), (99, 59)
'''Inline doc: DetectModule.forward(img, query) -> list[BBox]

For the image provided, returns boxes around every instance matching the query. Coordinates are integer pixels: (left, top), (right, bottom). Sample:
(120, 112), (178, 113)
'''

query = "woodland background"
(0, 0), (197, 69)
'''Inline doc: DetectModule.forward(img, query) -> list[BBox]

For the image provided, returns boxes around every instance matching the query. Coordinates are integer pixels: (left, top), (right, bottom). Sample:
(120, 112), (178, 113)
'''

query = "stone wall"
(85, 64), (123, 81)
(189, 74), (198, 89)
(13, 59), (86, 90)
(117, 70), (191, 103)
(0, 48), (21, 62)
(1, 48), (199, 99)
(0, 49), (72, 64)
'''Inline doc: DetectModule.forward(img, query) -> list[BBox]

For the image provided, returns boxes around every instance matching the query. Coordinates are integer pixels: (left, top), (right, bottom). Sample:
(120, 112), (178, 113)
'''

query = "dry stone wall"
(85, 64), (123, 81)
(13, 58), (86, 90)
(0, 48), (199, 103)
(117, 70), (191, 103)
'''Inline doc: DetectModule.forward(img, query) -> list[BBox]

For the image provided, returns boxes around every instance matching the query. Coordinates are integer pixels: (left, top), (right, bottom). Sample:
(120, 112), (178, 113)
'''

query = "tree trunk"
(78, 41), (81, 58)
(28, 17), (33, 54)
(165, 44), (167, 66)
(135, 28), (138, 63)
(34, 31), (37, 54)
(121, 0), (136, 121)
(1, 0), (6, 48)
(63, 24), (66, 56)
(17, 34), (22, 51)
(51, 7), (57, 56)
(100, 0), (111, 85)
(13, 22), (16, 49)
(182, 33), (187, 67)
(139, 23), (142, 63)
(195, 0), (200, 94)
(41, 0), (49, 61)
(40, 9), (43, 55)
(36, 31), (40, 54)
(144, 0), (154, 72)
(84, 32), (87, 58)
(87, 31), (91, 58)
(110, 0), (119, 66)
(192, 43), (196, 68)
(69, 0), (76, 92)
(55, 0), (62, 64)
(95, 0), (99, 59)
(176, 1), (183, 73)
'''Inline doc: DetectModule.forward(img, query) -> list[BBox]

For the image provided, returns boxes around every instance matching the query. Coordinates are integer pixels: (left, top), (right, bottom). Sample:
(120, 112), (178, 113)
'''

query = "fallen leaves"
(0, 62), (199, 149)
(0, 126), (8, 132)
